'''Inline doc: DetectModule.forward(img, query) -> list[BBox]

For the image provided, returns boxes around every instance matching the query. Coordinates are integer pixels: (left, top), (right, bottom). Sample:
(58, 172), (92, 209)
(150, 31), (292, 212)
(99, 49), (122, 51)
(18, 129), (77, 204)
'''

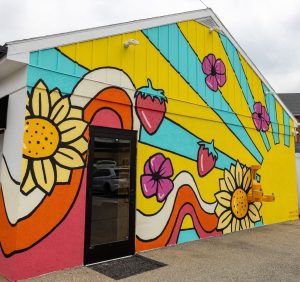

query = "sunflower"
(21, 81), (88, 195)
(215, 161), (262, 233)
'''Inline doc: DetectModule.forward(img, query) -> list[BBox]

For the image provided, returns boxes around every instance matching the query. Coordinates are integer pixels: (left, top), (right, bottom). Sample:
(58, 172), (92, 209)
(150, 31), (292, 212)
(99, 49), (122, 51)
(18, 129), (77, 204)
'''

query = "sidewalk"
(3, 220), (300, 282)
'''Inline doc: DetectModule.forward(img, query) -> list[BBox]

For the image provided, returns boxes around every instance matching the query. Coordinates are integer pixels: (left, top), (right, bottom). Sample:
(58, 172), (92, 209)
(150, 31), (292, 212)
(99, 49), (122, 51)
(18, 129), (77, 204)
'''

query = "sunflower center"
(231, 188), (249, 219)
(23, 118), (60, 159)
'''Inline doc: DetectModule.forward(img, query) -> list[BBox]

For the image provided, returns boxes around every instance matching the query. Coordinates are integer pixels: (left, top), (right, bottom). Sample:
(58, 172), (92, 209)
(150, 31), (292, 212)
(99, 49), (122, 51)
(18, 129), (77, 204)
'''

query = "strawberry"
(135, 79), (167, 135)
(197, 140), (218, 177)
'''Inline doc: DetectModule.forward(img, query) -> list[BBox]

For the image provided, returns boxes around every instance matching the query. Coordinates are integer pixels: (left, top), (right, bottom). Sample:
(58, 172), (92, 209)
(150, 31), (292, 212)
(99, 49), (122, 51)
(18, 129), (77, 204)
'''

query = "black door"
(84, 126), (137, 264)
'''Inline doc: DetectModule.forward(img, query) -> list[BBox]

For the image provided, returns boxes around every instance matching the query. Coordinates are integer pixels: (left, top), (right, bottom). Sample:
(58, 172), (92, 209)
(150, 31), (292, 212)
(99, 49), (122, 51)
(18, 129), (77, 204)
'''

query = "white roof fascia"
(6, 9), (212, 56)
(4, 8), (296, 125)
(209, 12), (297, 126)
(0, 56), (27, 82)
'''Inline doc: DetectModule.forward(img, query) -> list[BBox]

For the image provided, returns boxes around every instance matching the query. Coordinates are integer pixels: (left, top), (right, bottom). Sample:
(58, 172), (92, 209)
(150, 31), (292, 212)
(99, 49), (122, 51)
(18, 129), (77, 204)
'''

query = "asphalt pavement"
(2, 219), (300, 282)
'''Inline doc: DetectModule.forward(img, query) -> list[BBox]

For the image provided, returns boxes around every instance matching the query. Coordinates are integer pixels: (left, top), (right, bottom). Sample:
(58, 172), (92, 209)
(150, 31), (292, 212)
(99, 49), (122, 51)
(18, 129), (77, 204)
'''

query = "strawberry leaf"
(197, 140), (218, 159)
(135, 79), (167, 103)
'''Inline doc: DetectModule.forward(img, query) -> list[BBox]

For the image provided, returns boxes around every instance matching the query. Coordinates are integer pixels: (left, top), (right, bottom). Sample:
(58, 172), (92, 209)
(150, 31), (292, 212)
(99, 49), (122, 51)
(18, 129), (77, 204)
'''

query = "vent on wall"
(196, 16), (220, 32)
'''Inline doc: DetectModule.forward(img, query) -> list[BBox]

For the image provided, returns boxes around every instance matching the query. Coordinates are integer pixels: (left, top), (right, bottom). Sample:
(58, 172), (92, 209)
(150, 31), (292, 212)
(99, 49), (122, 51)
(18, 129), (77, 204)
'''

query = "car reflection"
(92, 160), (129, 197)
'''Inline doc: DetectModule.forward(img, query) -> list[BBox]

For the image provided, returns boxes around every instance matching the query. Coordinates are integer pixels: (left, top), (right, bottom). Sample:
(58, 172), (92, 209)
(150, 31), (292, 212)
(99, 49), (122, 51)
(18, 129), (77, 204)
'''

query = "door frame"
(84, 126), (137, 265)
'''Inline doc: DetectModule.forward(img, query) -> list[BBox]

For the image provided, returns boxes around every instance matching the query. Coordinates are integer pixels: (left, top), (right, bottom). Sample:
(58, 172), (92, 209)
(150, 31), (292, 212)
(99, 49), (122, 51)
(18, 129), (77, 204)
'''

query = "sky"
(0, 0), (299, 93)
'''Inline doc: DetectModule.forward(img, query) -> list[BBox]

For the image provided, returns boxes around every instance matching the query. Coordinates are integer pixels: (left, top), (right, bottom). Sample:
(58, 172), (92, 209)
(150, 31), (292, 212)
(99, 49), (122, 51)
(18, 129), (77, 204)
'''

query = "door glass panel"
(90, 137), (130, 246)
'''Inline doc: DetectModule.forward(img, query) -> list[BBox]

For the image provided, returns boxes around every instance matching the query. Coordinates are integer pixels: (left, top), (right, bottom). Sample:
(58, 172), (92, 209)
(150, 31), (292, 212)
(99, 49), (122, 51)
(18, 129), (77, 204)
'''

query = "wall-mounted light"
(123, 39), (140, 48)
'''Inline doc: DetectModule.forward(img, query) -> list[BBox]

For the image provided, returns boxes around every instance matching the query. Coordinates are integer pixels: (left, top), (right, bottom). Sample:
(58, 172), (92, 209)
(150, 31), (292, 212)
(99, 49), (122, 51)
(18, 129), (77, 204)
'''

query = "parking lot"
(2, 219), (299, 282)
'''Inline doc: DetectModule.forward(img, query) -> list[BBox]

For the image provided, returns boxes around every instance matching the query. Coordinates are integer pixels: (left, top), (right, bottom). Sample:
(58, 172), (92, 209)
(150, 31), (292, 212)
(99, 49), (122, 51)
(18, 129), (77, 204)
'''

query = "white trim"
(6, 9), (212, 55)
(2, 8), (297, 124)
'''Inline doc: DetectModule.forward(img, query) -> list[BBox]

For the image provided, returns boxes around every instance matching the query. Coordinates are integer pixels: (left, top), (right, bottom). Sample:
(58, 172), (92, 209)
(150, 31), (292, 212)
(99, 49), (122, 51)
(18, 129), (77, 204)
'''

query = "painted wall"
(296, 153), (300, 213)
(0, 134), (3, 178)
(0, 20), (298, 280)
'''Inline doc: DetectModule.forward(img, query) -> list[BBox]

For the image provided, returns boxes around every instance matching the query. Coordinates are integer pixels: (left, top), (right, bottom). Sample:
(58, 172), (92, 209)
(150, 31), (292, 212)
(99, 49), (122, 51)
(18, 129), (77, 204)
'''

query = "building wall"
(296, 153), (300, 213)
(0, 20), (298, 280)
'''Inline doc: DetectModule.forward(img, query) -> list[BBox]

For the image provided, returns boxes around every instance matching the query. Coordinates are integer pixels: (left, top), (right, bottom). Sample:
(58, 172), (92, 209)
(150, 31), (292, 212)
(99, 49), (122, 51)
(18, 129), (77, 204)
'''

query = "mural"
(0, 18), (298, 281)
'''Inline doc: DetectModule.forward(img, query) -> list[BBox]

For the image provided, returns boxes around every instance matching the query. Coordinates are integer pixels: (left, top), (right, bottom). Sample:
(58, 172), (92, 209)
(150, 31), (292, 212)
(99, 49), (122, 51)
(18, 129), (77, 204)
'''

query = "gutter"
(0, 45), (7, 59)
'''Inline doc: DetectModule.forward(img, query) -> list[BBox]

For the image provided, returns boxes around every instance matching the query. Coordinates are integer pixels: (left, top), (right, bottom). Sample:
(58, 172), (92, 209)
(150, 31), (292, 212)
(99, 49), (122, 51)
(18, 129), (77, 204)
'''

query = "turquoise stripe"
(283, 110), (290, 147)
(28, 48), (88, 96)
(143, 24), (263, 163)
(255, 219), (264, 227)
(177, 229), (199, 244)
(262, 83), (279, 144)
(219, 34), (270, 151)
(140, 118), (236, 171)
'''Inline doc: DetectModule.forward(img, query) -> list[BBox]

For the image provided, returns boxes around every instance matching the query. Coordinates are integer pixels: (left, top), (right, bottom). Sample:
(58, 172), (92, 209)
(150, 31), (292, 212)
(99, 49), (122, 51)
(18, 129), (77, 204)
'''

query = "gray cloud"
(0, 0), (299, 92)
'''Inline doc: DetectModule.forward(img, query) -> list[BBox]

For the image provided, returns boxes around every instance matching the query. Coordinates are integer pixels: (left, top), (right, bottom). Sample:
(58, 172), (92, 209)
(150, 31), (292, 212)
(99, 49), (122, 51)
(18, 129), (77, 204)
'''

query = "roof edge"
(3, 8), (297, 125)
(208, 11), (297, 126)
(6, 9), (212, 55)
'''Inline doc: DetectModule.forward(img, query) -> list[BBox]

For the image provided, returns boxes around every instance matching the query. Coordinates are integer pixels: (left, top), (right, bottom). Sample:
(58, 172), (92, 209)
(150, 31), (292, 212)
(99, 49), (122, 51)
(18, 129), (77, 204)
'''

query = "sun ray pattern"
(219, 34), (270, 151)
(262, 83), (279, 144)
(140, 117), (236, 170)
(143, 24), (263, 163)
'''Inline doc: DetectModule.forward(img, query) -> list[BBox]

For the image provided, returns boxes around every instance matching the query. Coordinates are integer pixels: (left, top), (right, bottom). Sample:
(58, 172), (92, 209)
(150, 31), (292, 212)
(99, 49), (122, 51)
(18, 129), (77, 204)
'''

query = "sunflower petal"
(235, 161), (243, 187)
(242, 168), (251, 191)
(235, 219), (241, 232)
(50, 89), (61, 107)
(21, 171), (36, 194)
(217, 210), (232, 230)
(231, 217), (238, 232)
(68, 108), (83, 119)
(230, 164), (235, 177)
(241, 218), (247, 230)
(59, 119), (87, 143)
(220, 179), (230, 192)
(31, 81), (50, 117)
(25, 107), (30, 117)
(215, 203), (227, 217)
(69, 137), (88, 154)
(56, 164), (71, 183)
(215, 191), (231, 208)
(54, 147), (84, 168)
(21, 158), (28, 182)
(248, 204), (261, 223)
(50, 97), (71, 124)
(254, 201), (262, 210)
(33, 159), (55, 194)
(224, 169), (235, 192)
(223, 224), (232, 234)
(244, 216), (250, 228)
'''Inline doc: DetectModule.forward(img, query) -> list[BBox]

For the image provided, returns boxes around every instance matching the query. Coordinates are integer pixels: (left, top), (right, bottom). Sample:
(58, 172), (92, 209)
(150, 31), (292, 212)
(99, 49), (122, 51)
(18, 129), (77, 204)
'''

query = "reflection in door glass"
(90, 137), (130, 246)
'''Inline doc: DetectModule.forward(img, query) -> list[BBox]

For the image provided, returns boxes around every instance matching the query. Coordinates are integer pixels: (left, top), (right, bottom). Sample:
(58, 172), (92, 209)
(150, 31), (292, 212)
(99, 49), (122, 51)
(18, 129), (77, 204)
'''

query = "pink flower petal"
(156, 178), (174, 202)
(141, 175), (157, 197)
(215, 59), (226, 75)
(144, 160), (152, 174)
(149, 153), (165, 173)
(261, 119), (269, 132)
(252, 112), (262, 131)
(202, 55), (213, 75)
(206, 75), (218, 91)
(159, 158), (173, 178)
(207, 54), (216, 66)
(216, 73), (226, 87)
(253, 102), (262, 114)
(261, 106), (270, 124)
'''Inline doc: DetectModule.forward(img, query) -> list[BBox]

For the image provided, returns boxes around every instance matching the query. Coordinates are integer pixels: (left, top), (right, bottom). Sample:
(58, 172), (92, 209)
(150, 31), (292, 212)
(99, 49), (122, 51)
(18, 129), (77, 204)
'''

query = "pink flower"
(141, 153), (174, 202)
(202, 54), (226, 92)
(252, 102), (270, 132)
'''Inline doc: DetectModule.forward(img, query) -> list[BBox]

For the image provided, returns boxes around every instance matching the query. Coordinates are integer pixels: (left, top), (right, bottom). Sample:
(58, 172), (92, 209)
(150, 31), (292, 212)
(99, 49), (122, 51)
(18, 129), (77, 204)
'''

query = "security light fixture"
(123, 39), (140, 48)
